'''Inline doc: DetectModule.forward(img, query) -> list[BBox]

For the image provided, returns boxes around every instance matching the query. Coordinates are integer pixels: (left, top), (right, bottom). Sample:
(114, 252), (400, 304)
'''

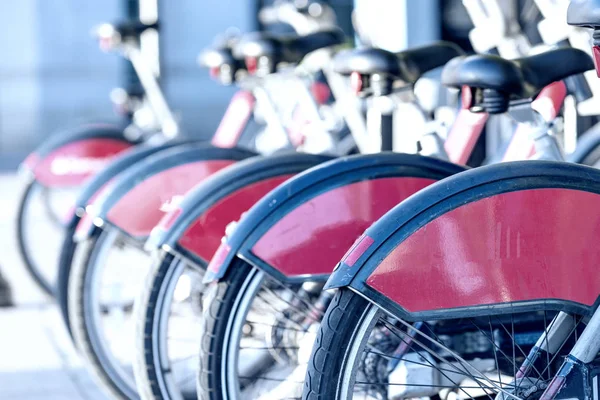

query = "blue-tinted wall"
(0, 1), (254, 168)
(160, 0), (255, 138)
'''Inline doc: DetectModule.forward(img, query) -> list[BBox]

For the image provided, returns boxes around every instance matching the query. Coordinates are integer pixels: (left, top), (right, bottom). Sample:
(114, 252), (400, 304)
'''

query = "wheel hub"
(495, 377), (547, 400)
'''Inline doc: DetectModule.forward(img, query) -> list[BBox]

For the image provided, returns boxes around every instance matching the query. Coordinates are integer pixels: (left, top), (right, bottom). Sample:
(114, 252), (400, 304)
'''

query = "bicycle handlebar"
(92, 21), (159, 52)
(258, 0), (337, 34)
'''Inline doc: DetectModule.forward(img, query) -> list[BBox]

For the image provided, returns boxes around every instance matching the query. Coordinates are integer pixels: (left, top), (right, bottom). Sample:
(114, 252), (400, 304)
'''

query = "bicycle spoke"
(378, 319), (497, 400)
(489, 317), (503, 390)
(253, 286), (324, 335)
(263, 278), (324, 317)
(254, 294), (309, 333)
(245, 319), (310, 334)
(380, 318), (521, 400)
(355, 381), (505, 389)
(512, 313), (517, 382)
(531, 315), (584, 389)
(464, 317), (521, 375)
(260, 283), (322, 321)
(490, 313), (550, 384)
(363, 346), (519, 389)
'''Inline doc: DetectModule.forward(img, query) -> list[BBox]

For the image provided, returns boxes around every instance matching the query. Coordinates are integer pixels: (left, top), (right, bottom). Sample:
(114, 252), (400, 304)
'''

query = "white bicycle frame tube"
(252, 85), (289, 143)
(254, 67), (344, 155)
(322, 67), (374, 153)
(570, 307), (600, 363)
(124, 42), (179, 139)
(463, 0), (531, 58)
(535, 0), (572, 43)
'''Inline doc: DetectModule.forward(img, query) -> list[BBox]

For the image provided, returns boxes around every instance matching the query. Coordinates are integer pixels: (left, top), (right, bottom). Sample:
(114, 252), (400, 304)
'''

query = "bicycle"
(17, 0), (340, 298)
(64, 24), (350, 400)
(134, 41), (465, 400)
(56, 5), (348, 335)
(301, 2), (600, 398)
(16, 20), (177, 297)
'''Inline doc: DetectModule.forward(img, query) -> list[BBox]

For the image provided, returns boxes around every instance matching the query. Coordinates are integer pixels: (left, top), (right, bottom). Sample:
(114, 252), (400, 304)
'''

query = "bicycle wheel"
(69, 228), (151, 399)
(199, 259), (326, 400)
(133, 253), (204, 400)
(17, 179), (79, 296)
(303, 289), (588, 400)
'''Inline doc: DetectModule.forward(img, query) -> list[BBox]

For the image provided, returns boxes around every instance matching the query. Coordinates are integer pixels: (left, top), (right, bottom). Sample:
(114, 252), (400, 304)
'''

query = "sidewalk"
(0, 174), (106, 400)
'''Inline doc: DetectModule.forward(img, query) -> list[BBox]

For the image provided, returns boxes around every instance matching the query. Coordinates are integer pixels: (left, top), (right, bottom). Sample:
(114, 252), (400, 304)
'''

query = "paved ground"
(0, 174), (107, 399)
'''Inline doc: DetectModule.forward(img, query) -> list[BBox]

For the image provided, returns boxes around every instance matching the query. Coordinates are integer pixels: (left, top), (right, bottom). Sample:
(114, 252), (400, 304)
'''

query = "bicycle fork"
(513, 309), (600, 399)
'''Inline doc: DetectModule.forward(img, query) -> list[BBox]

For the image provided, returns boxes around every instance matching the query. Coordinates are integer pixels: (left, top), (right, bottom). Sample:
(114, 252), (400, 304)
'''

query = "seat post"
(370, 74), (395, 151)
(368, 92), (395, 152)
(380, 112), (394, 151)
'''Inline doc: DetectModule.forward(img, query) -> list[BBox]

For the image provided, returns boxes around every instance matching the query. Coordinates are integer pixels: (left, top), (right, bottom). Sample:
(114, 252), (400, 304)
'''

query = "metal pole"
(123, 0), (141, 98)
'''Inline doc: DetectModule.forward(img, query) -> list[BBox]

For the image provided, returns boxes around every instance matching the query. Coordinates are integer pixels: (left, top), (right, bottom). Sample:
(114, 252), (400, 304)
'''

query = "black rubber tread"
(0, 269), (13, 307)
(57, 226), (77, 337)
(16, 179), (57, 297)
(197, 258), (254, 400)
(68, 231), (139, 400)
(302, 289), (370, 400)
(132, 253), (198, 400)
(132, 254), (170, 400)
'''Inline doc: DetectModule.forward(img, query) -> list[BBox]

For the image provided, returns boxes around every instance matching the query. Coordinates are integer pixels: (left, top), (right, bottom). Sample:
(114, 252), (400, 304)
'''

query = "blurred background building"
(0, 0), (542, 169)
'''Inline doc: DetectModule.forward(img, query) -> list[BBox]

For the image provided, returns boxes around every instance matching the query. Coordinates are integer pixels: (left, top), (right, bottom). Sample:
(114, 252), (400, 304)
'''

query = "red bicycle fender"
(250, 177), (436, 277)
(367, 188), (600, 313)
(106, 160), (235, 238)
(30, 138), (133, 187)
(176, 175), (292, 263)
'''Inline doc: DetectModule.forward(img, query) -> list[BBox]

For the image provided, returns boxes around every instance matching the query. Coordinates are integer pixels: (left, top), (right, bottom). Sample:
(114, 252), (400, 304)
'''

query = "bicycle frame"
(210, 91), (256, 148)
(322, 64), (371, 153)
(210, 46), (359, 155)
(213, 71), (337, 155)
(255, 67), (342, 154)
(124, 43), (179, 139)
(317, 80), (600, 400)
(443, 87), (489, 164)
(463, 0), (531, 58)
(95, 21), (180, 141)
